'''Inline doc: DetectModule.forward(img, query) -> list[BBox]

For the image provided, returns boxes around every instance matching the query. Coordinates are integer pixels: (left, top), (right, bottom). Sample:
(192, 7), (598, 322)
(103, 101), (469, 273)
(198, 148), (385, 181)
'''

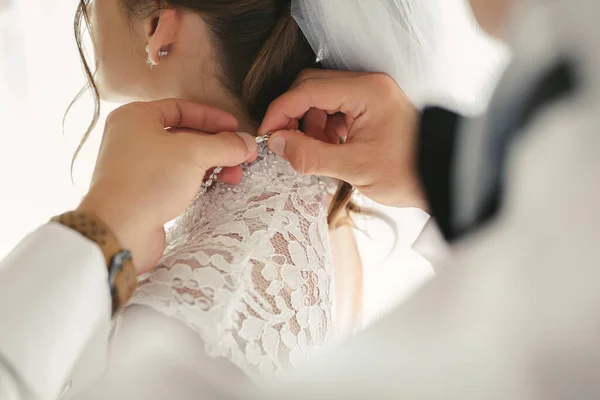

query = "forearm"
(0, 223), (111, 399)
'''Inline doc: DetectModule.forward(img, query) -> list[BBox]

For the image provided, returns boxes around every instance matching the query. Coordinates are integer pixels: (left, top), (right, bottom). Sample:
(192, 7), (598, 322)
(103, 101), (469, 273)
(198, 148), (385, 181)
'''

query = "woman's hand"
(78, 99), (257, 273)
(259, 70), (426, 210)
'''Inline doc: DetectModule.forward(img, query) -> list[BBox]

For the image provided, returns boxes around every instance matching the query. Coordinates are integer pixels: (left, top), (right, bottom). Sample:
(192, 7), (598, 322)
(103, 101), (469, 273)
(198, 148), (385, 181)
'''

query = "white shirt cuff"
(0, 223), (111, 399)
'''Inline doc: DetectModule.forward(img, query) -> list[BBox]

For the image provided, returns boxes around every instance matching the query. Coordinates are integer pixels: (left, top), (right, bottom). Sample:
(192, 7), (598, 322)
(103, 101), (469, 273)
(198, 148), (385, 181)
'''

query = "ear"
(145, 8), (180, 66)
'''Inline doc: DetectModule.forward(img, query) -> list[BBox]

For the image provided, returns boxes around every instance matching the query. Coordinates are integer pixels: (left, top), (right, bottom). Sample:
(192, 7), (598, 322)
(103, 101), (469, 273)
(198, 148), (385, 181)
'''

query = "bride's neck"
(198, 97), (258, 136)
(202, 94), (258, 135)
(231, 112), (259, 137)
(173, 80), (259, 136)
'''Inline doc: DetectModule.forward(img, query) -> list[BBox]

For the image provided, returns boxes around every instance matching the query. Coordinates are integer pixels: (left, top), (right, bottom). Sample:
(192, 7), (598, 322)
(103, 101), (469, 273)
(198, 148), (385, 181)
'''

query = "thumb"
(268, 130), (357, 181)
(198, 131), (258, 169)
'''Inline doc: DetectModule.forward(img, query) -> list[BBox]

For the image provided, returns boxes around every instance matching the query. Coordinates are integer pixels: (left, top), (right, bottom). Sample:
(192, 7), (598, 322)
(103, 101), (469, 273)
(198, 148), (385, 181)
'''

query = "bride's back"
(131, 144), (334, 377)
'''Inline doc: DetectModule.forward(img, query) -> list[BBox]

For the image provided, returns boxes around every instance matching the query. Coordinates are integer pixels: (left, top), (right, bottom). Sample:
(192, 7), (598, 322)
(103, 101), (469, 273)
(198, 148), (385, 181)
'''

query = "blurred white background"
(0, 0), (109, 257)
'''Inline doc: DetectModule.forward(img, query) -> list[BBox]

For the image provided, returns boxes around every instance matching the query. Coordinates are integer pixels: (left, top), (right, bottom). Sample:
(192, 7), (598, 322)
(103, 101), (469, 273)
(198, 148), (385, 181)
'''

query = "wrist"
(78, 196), (132, 248)
(78, 191), (145, 260)
(78, 190), (165, 274)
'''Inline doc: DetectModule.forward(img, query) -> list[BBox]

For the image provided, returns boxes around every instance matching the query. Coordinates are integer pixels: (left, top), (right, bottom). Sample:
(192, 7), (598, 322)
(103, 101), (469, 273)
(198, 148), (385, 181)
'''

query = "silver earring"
(144, 45), (156, 69)
(145, 44), (160, 69)
(146, 57), (156, 70)
(145, 45), (168, 69)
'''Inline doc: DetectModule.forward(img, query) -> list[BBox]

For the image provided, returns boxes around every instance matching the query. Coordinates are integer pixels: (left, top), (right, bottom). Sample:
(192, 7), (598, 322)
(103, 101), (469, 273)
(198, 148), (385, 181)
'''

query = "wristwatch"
(51, 211), (137, 315)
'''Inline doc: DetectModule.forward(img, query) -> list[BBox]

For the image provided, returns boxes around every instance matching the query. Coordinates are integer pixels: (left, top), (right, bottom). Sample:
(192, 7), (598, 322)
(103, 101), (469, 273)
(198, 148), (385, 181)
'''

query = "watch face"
(109, 249), (136, 315)
(108, 249), (133, 287)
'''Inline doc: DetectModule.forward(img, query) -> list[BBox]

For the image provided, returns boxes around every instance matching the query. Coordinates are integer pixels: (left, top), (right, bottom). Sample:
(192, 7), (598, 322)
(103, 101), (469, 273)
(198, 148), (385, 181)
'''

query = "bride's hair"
(72, 0), (356, 226)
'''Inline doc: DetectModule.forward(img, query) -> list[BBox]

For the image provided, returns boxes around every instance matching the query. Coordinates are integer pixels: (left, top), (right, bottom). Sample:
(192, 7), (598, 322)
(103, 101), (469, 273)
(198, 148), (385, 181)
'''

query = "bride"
(64, 0), (498, 398)
(84, 0), (345, 382)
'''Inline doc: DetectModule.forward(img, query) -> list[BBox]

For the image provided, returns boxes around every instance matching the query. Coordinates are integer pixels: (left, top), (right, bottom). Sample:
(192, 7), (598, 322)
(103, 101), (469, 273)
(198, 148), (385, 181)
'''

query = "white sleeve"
(0, 223), (111, 400)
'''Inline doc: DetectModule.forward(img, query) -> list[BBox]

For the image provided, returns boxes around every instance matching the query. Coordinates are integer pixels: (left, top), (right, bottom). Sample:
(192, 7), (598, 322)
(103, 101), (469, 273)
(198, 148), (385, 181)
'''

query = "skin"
(87, 1), (370, 329)
(79, 99), (257, 274)
(257, 1), (514, 325)
(82, 0), (513, 286)
(259, 0), (513, 209)
(89, 0), (513, 215)
(81, 1), (270, 274)
(260, 70), (427, 210)
(89, 0), (256, 132)
(89, 0), (510, 103)
(469, 0), (512, 39)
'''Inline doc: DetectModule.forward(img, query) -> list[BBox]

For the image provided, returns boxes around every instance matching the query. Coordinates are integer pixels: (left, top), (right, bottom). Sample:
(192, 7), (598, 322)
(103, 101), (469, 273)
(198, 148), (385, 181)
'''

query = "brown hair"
(71, 0), (357, 226)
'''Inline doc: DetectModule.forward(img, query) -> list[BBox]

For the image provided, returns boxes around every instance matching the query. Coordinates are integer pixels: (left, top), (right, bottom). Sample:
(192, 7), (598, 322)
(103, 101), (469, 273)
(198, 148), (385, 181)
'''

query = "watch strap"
(51, 211), (136, 315)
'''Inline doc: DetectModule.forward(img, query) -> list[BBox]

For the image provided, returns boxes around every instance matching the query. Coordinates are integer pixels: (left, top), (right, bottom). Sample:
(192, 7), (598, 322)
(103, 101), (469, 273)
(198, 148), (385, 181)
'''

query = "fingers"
(194, 131), (258, 169)
(217, 166), (244, 185)
(302, 108), (329, 143)
(268, 130), (364, 182)
(301, 109), (347, 144)
(205, 167), (243, 184)
(259, 77), (371, 135)
(324, 113), (348, 143)
(144, 98), (239, 133)
(284, 119), (300, 131)
(259, 72), (402, 135)
(290, 69), (369, 90)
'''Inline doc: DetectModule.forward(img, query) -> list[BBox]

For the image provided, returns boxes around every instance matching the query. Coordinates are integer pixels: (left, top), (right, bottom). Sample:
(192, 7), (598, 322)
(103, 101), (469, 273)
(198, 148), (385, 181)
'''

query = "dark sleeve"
(417, 60), (577, 243)
(417, 107), (461, 242)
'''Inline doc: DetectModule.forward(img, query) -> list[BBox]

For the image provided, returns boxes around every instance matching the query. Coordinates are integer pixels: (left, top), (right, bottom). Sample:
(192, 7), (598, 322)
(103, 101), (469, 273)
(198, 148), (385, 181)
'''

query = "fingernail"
(236, 132), (255, 152)
(269, 136), (286, 157)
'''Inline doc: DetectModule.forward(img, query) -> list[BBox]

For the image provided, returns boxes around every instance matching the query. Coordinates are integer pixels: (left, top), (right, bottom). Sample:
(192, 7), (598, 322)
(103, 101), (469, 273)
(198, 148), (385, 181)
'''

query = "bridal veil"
(292, 0), (509, 114)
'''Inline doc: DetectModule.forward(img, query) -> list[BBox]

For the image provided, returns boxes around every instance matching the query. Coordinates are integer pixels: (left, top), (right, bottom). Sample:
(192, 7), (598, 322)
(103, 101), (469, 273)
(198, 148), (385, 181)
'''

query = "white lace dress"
(128, 146), (335, 379)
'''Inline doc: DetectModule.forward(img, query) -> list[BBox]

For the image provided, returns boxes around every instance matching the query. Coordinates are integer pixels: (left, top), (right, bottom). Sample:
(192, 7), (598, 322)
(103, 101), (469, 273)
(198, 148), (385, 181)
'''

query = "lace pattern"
(129, 148), (334, 378)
